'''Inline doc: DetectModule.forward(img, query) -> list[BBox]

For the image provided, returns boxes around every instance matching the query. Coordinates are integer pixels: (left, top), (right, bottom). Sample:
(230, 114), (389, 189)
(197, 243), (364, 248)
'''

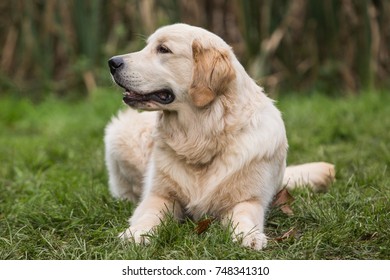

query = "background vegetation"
(1, 0), (389, 96)
(0, 90), (389, 259)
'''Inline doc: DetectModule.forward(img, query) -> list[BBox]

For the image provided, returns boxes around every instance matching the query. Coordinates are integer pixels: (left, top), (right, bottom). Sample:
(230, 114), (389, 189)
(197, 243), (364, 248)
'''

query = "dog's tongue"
(153, 91), (175, 103)
(125, 91), (144, 101)
(155, 91), (169, 101)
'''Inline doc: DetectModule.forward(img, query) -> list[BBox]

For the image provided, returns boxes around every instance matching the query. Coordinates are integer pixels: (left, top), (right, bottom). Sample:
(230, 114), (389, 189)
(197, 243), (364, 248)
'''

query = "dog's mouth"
(112, 78), (175, 106)
(122, 89), (175, 105)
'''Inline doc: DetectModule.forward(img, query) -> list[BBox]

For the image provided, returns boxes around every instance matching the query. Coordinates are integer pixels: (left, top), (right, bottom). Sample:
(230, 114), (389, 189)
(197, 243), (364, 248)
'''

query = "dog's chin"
(122, 89), (175, 110)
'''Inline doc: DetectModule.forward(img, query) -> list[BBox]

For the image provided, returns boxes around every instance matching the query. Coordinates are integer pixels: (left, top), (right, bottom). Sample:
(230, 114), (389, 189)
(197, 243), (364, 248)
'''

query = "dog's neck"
(154, 69), (270, 166)
(157, 104), (227, 166)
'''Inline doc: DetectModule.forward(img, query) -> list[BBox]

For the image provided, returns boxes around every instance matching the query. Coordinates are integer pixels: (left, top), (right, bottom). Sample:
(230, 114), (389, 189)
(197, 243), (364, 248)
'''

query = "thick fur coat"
(105, 24), (335, 250)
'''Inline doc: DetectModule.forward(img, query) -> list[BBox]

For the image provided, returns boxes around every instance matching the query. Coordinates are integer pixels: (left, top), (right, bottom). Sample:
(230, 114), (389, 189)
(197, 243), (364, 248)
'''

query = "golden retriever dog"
(105, 23), (335, 250)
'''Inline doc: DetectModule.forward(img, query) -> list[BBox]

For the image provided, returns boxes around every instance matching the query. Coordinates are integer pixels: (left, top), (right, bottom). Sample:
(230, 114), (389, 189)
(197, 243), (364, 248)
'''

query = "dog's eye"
(157, 45), (172, 54)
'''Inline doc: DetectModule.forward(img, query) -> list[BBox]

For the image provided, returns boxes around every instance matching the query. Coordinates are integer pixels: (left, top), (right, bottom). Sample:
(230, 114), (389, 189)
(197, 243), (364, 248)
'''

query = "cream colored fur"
(104, 23), (335, 250)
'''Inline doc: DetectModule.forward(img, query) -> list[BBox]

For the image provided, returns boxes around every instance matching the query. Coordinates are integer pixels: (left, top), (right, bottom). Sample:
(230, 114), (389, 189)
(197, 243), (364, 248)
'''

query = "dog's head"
(108, 23), (236, 111)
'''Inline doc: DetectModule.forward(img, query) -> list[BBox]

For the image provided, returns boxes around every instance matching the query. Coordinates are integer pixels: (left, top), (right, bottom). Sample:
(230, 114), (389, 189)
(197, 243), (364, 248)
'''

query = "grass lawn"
(0, 89), (389, 260)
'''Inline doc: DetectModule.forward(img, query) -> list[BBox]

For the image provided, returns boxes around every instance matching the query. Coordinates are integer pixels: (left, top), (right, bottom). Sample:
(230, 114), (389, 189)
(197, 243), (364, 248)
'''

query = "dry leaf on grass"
(194, 188), (294, 234)
(195, 218), (214, 234)
(274, 227), (298, 242)
(271, 188), (295, 215)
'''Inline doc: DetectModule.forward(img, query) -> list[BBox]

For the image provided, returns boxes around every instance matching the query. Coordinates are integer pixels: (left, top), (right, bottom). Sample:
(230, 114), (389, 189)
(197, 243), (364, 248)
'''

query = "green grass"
(0, 90), (389, 259)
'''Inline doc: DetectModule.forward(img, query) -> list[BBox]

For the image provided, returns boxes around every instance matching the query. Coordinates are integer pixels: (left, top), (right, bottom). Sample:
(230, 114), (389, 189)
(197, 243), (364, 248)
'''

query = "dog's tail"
(283, 162), (335, 192)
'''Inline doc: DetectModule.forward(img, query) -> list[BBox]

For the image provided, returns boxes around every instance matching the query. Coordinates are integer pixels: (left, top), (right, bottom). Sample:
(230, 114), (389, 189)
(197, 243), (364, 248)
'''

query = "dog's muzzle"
(108, 56), (175, 106)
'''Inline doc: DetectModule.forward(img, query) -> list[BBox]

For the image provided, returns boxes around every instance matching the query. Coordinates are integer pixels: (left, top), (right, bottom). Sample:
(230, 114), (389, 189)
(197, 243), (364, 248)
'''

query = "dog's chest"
(162, 158), (238, 220)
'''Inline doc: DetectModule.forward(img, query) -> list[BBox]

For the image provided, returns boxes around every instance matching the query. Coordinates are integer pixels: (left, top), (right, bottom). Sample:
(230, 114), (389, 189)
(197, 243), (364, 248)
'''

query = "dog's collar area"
(123, 89), (175, 105)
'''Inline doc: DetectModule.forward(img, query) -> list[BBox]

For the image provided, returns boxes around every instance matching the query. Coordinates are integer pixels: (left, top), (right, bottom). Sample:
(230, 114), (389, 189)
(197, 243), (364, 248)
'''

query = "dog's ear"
(189, 40), (236, 108)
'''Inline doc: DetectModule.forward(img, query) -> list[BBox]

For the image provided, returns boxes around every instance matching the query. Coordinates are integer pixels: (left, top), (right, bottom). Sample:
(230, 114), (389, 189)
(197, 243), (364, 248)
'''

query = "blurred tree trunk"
(178, 0), (245, 56)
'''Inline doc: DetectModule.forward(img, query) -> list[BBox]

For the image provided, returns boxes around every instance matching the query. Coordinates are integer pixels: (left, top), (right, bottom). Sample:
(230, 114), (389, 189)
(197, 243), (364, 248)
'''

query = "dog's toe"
(233, 230), (268, 250)
(242, 232), (267, 250)
(119, 227), (151, 244)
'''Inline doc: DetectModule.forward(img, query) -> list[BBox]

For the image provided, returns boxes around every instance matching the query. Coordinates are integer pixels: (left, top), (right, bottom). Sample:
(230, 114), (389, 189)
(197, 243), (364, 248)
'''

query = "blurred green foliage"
(0, 0), (389, 97)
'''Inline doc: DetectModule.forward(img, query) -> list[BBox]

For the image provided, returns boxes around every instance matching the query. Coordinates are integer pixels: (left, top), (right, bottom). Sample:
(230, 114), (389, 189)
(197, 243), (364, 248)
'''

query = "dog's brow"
(157, 37), (169, 45)
(147, 37), (168, 48)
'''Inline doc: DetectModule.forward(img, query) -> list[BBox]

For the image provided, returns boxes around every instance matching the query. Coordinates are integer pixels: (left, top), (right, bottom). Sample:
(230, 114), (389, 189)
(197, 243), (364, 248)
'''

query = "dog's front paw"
(242, 232), (267, 250)
(234, 230), (268, 250)
(119, 227), (152, 244)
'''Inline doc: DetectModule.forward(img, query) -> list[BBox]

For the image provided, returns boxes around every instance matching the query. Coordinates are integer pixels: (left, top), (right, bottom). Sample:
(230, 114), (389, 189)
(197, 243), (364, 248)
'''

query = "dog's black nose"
(108, 57), (124, 75)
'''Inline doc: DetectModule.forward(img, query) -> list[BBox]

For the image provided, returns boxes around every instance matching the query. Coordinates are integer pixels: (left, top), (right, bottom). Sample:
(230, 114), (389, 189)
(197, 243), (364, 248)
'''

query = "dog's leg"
(120, 194), (183, 244)
(104, 109), (156, 202)
(223, 200), (268, 250)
